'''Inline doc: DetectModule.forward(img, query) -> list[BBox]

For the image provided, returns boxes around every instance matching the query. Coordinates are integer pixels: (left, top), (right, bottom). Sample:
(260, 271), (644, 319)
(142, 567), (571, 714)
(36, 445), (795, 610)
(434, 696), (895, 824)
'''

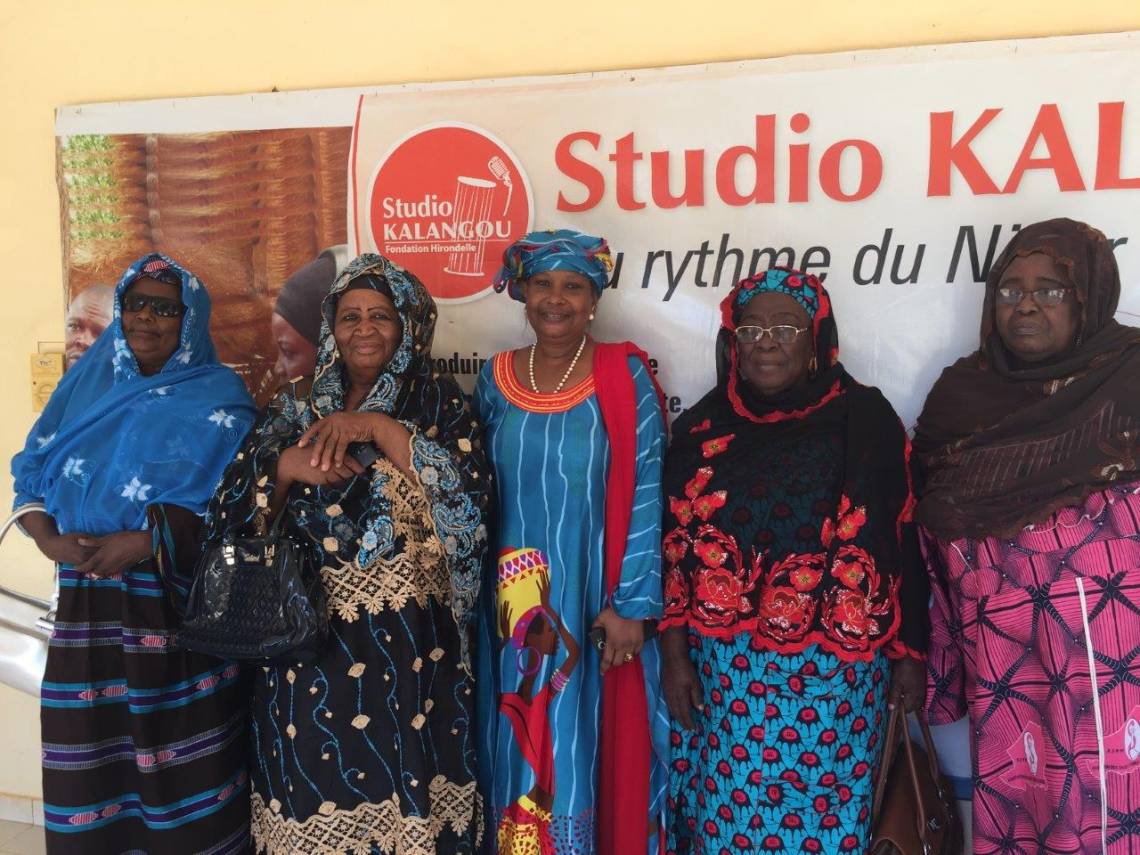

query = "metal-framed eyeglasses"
(734, 324), (809, 346)
(994, 287), (1070, 308)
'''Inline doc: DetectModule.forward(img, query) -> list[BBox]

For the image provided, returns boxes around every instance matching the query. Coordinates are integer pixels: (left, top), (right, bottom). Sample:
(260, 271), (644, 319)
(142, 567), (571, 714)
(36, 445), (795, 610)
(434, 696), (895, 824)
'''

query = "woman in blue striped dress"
(11, 255), (257, 853)
(474, 229), (670, 855)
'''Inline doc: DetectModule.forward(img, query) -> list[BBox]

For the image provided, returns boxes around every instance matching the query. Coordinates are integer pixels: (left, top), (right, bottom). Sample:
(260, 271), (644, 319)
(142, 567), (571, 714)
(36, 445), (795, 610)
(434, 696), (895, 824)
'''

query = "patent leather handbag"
(870, 702), (963, 855)
(176, 512), (327, 665)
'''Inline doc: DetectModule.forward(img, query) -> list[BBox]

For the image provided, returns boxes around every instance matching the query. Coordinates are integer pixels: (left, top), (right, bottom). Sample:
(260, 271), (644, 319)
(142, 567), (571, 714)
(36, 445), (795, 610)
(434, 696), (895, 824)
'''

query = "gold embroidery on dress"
(321, 458), (450, 621)
(250, 776), (482, 855)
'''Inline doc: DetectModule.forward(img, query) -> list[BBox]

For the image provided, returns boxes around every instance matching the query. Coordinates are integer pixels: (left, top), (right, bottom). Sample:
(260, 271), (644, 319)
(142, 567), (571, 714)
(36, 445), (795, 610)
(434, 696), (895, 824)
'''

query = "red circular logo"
(367, 123), (532, 303)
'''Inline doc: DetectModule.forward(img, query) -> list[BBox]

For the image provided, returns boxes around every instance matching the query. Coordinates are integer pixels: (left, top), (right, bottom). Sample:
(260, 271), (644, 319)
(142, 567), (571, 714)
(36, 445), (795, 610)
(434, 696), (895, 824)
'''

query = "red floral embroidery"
(770, 553), (827, 593)
(669, 495), (694, 526)
(663, 566), (689, 617)
(663, 527), (691, 565)
(821, 494), (866, 547)
(690, 526), (760, 628)
(689, 418), (712, 434)
(702, 434), (736, 459)
(757, 585), (816, 643)
(694, 537), (731, 568)
(831, 545), (873, 589)
(685, 467), (713, 499)
(695, 567), (753, 619)
(821, 564), (897, 651)
(693, 491), (727, 521)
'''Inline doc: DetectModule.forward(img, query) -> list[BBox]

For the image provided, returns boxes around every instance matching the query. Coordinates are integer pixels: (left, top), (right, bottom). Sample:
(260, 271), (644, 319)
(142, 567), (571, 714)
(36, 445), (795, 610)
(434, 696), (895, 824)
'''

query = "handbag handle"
(871, 697), (902, 821)
(898, 709), (931, 843)
(874, 697), (952, 850)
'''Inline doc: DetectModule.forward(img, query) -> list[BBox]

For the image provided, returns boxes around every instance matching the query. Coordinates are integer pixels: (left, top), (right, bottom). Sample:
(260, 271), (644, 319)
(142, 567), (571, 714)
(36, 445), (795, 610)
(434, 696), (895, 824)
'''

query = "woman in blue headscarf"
(11, 254), (257, 854)
(475, 229), (670, 855)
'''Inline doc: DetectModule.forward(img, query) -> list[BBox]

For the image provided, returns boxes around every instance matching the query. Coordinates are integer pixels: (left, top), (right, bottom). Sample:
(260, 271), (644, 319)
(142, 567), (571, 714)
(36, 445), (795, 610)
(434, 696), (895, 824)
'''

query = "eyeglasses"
(122, 293), (185, 318)
(995, 287), (1070, 308)
(735, 324), (808, 345)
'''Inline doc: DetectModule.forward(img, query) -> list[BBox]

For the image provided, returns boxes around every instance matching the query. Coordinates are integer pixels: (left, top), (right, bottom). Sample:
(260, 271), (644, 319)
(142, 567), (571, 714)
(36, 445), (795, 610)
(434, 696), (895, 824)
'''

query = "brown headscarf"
(913, 218), (1140, 540)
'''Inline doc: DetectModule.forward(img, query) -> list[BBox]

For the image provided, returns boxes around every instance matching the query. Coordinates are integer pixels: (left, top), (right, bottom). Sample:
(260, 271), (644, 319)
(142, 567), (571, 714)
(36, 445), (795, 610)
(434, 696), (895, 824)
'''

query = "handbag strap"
(899, 710), (931, 840)
(871, 698), (903, 821)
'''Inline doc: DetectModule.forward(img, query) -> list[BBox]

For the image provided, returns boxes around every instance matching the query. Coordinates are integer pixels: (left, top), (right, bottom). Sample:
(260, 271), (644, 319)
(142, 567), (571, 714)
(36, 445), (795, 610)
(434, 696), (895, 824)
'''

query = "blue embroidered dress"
(474, 351), (669, 855)
(204, 254), (490, 855)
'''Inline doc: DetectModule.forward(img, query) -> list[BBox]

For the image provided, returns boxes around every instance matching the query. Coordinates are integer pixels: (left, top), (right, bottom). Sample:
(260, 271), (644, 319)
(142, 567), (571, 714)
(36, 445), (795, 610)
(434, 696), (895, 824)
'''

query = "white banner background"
(345, 32), (1140, 427)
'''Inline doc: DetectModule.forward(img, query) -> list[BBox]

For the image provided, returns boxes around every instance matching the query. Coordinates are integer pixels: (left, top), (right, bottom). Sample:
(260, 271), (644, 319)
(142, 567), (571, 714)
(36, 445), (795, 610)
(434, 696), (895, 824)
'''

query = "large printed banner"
(56, 32), (1140, 426)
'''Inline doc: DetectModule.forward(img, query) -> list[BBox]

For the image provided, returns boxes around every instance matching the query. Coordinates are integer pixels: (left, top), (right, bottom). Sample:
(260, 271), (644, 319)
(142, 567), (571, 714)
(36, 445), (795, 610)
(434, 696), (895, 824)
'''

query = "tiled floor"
(0, 820), (44, 855)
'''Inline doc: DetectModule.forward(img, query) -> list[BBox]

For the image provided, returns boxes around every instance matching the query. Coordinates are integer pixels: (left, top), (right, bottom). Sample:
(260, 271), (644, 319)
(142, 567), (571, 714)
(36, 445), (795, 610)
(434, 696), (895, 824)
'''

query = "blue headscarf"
(492, 228), (613, 302)
(11, 254), (257, 535)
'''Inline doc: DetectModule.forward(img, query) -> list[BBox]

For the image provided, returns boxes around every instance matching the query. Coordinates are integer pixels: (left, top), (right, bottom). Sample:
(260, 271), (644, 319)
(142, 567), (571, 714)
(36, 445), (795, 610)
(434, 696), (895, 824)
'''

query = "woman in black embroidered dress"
(659, 268), (929, 854)
(206, 253), (491, 854)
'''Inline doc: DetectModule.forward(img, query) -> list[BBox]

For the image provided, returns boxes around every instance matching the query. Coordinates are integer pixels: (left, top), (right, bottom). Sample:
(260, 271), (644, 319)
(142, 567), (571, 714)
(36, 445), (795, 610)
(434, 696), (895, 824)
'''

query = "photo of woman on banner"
(658, 267), (930, 855)
(474, 228), (670, 855)
(271, 245), (348, 384)
(11, 254), (257, 854)
(914, 217), (1140, 854)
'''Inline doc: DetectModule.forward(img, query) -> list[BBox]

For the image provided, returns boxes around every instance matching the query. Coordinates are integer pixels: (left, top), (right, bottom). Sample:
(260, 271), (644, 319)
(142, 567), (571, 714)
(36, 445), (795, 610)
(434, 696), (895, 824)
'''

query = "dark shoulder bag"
(176, 509), (328, 665)
(870, 702), (964, 855)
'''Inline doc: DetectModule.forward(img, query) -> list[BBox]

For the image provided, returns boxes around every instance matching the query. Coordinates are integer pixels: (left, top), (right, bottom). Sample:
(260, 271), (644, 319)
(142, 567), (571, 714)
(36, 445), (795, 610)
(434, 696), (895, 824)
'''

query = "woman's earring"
(589, 312), (596, 321)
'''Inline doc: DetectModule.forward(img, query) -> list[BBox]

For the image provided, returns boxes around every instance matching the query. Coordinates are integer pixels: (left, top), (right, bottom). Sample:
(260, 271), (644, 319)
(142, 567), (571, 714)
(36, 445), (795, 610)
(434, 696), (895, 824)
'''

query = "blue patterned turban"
(492, 228), (613, 302)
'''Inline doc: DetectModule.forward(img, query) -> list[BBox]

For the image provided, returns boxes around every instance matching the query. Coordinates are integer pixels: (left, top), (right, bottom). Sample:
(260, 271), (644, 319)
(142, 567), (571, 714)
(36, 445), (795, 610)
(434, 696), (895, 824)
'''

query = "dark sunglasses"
(122, 293), (185, 318)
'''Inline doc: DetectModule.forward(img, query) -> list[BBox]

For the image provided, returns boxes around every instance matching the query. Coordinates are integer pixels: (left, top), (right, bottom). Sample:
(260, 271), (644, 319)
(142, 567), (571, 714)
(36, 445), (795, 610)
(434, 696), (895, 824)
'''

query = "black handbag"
(176, 511), (328, 665)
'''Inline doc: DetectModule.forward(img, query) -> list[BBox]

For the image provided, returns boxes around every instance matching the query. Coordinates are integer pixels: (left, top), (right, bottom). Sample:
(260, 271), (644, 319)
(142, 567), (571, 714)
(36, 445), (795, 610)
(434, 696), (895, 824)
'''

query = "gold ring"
(624, 652), (634, 663)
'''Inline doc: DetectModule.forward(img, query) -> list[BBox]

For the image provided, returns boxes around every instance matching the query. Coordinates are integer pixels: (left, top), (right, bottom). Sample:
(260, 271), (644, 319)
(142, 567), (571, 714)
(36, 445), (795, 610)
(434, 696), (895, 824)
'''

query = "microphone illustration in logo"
(488, 156), (514, 216)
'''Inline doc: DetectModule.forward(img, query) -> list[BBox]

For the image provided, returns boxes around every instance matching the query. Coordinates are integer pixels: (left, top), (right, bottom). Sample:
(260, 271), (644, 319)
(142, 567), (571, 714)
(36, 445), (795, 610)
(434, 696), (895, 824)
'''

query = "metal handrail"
(0, 505), (57, 618)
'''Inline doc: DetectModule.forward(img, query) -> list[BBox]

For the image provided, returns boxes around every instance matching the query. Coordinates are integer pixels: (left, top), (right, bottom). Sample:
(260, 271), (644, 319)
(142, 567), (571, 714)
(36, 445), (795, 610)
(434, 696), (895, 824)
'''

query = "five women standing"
(10, 215), (1136, 855)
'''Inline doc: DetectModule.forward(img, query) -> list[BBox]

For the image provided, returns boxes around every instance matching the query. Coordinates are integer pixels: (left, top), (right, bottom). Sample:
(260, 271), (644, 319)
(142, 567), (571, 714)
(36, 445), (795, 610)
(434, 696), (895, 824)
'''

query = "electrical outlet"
(31, 352), (64, 412)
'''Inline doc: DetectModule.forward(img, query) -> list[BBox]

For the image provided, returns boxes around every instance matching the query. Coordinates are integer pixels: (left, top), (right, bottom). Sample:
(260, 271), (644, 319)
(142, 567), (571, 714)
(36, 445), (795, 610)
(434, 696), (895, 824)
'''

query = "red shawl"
(593, 341), (666, 855)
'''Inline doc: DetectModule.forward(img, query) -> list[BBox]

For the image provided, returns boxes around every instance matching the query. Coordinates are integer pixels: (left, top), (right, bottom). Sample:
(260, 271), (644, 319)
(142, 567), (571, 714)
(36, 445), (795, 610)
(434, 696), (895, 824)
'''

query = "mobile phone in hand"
(347, 442), (379, 468)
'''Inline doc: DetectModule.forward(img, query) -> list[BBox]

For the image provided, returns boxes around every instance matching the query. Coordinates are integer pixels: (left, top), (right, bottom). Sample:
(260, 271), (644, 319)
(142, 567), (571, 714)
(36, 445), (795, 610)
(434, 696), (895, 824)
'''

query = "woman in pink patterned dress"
(913, 218), (1140, 854)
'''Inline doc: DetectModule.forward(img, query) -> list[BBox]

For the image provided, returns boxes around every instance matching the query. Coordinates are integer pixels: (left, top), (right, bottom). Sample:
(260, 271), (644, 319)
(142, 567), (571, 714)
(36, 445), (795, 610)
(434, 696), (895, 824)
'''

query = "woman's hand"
(75, 531), (152, 577)
(591, 606), (645, 675)
(297, 412), (384, 472)
(35, 532), (96, 566)
(661, 626), (704, 730)
(889, 656), (927, 713)
(298, 412), (413, 478)
(276, 445), (363, 487)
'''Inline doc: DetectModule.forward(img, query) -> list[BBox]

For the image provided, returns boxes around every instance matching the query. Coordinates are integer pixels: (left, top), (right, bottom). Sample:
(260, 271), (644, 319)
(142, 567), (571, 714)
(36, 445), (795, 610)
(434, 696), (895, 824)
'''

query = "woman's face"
(121, 276), (184, 376)
(523, 270), (597, 345)
(994, 252), (1080, 363)
(526, 613), (559, 657)
(736, 292), (814, 397)
(332, 288), (402, 381)
(271, 312), (318, 382)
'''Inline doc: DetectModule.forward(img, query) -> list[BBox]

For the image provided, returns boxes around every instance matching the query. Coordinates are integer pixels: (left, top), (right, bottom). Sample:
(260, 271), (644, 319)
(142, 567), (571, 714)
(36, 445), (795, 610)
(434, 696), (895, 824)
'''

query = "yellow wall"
(0, 0), (1137, 800)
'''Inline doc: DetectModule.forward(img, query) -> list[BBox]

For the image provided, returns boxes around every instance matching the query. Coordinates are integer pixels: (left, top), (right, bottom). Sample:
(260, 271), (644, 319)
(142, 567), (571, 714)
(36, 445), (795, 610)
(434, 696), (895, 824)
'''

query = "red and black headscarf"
(662, 268), (929, 660)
